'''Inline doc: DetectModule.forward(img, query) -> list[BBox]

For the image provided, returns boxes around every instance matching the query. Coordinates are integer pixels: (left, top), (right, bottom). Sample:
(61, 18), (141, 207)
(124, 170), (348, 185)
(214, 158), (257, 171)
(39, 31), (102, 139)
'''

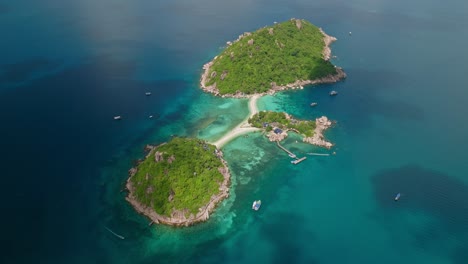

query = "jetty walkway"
(276, 141), (307, 165)
(276, 141), (296, 158)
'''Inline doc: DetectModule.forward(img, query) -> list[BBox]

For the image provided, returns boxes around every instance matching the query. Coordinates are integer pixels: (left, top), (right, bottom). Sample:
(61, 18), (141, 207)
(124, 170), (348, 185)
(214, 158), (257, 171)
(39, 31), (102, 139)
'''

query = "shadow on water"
(0, 4), (8, 14)
(0, 54), (192, 263)
(0, 58), (62, 86)
(371, 165), (468, 250)
(285, 2), (468, 32)
(258, 212), (318, 264)
(287, 67), (424, 138)
(190, 236), (231, 264)
(345, 68), (424, 118)
(452, 245), (468, 264)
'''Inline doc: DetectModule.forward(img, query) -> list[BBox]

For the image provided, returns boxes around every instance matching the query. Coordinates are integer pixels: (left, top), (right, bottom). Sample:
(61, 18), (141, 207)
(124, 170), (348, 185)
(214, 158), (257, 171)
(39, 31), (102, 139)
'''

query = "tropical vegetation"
(249, 111), (316, 137)
(130, 137), (225, 217)
(204, 19), (338, 95)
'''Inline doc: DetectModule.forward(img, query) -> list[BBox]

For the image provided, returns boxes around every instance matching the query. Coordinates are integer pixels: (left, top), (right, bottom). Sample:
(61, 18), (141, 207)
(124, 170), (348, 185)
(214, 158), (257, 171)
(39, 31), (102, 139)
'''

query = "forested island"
(126, 19), (343, 226)
(126, 137), (230, 226)
(249, 111), (333, 148)
(200, 18), (346, 97)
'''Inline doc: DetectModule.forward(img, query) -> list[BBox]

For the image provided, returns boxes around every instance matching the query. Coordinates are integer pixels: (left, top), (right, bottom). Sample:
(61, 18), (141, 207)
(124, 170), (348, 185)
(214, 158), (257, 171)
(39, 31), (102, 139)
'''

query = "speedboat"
(394, 193), (401, 201)
(329, 90), (338, 96)
(114, 116), (122, 120)
(252, 200), (261, 211)
(310, 102), (318, 107)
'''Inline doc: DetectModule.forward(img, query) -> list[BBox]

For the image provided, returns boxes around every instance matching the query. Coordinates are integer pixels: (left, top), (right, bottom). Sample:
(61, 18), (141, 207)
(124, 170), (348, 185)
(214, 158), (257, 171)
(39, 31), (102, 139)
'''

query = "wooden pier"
(276, 141), (296, 158)
(291, 157), (307, 164)
(307, 152), (330, 156)
(276, 141), (307, 165)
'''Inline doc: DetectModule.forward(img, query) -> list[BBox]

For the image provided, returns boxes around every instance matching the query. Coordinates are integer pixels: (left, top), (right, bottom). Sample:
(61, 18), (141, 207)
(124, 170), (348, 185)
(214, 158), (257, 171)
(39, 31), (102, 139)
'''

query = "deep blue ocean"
(1, 0), (468, 263)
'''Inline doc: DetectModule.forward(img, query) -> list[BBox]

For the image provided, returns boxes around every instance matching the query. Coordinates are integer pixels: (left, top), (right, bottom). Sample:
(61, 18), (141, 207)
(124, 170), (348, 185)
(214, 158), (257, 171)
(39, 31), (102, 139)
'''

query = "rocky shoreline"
(126, 144), (231, 227)
(265, 115), (333, 149)
(303, 116), (333, 149)
(199, 23), (346, 99)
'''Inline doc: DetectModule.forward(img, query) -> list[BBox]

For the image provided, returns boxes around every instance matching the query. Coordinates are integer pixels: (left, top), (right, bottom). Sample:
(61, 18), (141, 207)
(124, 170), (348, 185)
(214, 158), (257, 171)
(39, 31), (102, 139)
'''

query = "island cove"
(126, 19), (345, 226)
(200, 18), (346, 98)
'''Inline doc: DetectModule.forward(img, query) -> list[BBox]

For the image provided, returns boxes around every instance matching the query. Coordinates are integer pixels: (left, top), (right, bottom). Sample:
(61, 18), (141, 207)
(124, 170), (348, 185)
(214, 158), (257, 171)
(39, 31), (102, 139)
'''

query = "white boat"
(329, 90), (338, 96)
(394, 193), (401, 201)
(145, 92), (152, 96)
(310, 102), (318, 107)
(149, 115), (153, 119)
(114, 116), (122, 120)
(252, 200), (261, 211)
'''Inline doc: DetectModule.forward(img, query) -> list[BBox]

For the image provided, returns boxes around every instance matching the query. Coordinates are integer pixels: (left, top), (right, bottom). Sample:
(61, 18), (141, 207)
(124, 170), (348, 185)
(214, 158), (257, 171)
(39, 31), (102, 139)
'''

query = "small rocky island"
(201, 18), (346, 97)
(249, 111), (333, 148)
(126, 137), (230, 226)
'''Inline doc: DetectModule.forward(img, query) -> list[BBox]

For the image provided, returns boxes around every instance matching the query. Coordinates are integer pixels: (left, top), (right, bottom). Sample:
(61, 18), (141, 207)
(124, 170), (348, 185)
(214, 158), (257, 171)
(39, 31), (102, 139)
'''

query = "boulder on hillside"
(155, 151), (164, 162)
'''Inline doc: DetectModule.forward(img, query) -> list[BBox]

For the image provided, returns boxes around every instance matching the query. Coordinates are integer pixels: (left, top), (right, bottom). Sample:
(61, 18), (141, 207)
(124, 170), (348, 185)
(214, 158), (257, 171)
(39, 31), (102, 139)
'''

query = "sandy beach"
(212, 95), (261, 148)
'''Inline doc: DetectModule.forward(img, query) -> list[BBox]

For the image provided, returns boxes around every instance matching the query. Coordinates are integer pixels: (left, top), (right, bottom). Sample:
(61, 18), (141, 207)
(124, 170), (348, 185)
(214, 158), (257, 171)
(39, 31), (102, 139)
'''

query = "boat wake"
(105, 226), (125, 240)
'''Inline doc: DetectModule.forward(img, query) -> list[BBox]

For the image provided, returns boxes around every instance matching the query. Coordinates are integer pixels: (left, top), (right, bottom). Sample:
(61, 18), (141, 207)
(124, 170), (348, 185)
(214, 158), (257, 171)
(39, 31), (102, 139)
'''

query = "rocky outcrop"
(248, 39), (254, 45)
(154, 151), (164, 162)
(200, 61), (220, 96)
(126, 145), (231, 227)
(320, 28), (336, 61)
(220, 71), (228, 81)
(303, 116), (333, 148)
(168, 189), (175, 202)
(167, 155), (175, 164)
(268, 28), (274, 35)
(295, 19), (302, 30)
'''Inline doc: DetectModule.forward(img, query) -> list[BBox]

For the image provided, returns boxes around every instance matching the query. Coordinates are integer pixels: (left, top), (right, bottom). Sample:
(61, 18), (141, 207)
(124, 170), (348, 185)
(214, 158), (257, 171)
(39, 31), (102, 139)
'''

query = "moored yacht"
(252, 200), (261, 211)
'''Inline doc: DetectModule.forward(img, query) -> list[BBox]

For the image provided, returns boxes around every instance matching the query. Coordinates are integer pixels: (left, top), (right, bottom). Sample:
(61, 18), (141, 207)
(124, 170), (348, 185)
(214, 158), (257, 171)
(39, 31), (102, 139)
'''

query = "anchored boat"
(145, 92), (152, 96)
(310, 102), (318, 107)
(114, 116), (122, 120)
(252, 200), (261, 211)
(329, 90), (338, 96)
(394, 193), (401, 201)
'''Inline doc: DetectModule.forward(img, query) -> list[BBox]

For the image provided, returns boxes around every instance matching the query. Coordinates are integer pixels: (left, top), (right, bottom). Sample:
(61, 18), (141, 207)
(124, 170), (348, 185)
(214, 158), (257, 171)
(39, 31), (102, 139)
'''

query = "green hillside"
(249, 111), (316, 137)
(204, 19), (337, 95)
(130, 137), (225, 217)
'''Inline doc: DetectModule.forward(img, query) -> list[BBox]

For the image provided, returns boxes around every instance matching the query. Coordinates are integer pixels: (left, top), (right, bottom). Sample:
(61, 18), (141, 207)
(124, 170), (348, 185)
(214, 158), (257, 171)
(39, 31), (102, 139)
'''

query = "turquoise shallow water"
(1, 0), (468, 263)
